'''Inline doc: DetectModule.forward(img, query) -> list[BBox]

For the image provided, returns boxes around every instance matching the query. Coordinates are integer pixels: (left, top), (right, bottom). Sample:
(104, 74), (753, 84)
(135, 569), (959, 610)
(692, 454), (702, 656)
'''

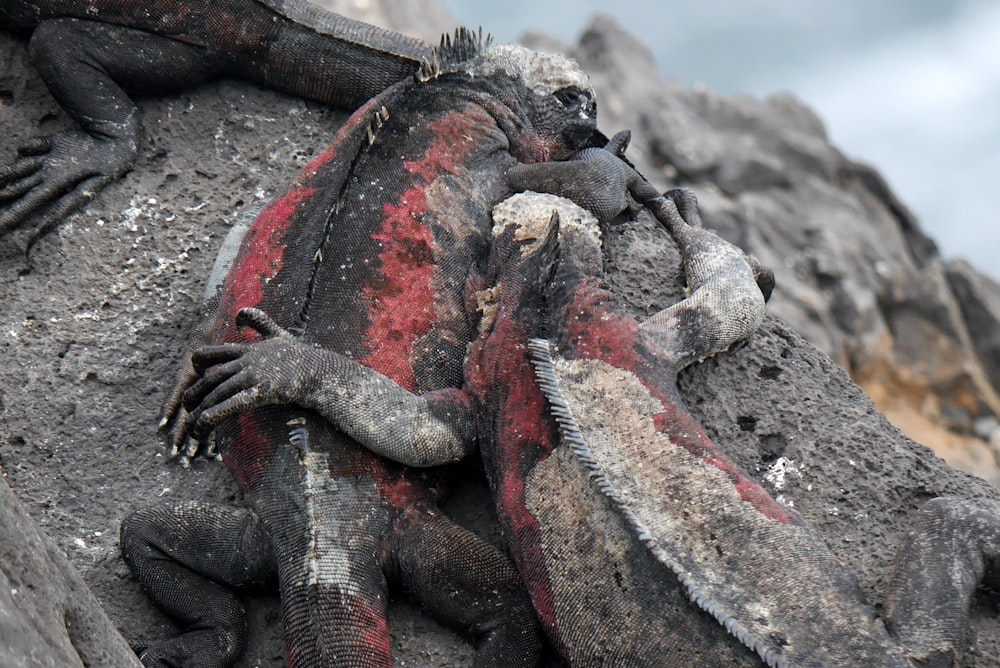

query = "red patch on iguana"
(352, 598), (394, 664)
(217, 186), (316, 342)
(566, 282), (801, 525)
(402, 109), (492, 181)
(495, 378), (564, 647)
(366, 455), (425, 509)
(300, 142), (338, 180)
(465, 306), (566, 649)
(358, 188), (435, 391)
(358, 107), (489, 389)
(223, 412), (273, 493)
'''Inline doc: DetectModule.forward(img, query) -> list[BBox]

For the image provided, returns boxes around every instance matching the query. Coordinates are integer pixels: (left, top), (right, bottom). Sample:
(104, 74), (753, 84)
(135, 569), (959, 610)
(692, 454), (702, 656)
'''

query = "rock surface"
(2, 1), (1000, 666)
(542, 16), (1000, 483)
(0, 477), (141, 667)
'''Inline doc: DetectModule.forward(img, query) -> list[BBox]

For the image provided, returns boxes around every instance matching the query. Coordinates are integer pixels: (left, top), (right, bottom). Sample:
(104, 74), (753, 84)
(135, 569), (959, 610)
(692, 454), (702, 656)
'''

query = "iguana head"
(420, 30), (599, 162)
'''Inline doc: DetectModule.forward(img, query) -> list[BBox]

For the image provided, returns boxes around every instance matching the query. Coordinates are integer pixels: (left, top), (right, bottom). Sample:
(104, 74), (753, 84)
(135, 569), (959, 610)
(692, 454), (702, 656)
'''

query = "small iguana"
(187, 177), (1000, 666)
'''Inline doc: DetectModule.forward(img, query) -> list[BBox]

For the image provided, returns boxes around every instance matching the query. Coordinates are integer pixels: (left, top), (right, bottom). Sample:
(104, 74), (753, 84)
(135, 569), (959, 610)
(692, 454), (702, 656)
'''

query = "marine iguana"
(473, 188), (1000, 667)
(0, 0), (430, 246)
(0, 1), (621, 665)
(116, 18), (616, 667)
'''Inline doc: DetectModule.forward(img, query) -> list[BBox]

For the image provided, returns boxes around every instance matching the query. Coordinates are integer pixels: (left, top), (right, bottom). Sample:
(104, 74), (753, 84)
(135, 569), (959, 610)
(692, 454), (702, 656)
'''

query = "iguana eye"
(554, 87), (587, 109)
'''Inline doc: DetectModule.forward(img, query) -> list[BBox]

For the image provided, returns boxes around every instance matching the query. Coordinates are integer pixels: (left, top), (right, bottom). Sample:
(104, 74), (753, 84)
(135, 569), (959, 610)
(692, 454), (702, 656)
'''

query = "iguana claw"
(0, 126), (137, 250)
(183, 308), (304, 445)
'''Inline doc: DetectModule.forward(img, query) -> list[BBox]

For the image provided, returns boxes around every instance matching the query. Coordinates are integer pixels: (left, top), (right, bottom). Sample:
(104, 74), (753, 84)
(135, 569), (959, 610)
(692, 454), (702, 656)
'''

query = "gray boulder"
(558, 17), (1000, 465)
(0, 476), (141, 667)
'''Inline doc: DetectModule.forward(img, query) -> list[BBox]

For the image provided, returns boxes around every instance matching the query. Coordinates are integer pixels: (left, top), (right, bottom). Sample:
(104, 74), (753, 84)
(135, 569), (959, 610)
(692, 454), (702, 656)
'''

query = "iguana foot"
(159, 355), (208, 463)
(2, 16), (216, 249)
(506, 130), (659, 223)
(634, 189), (768, 365)
(0, 125), (137, 248)
(182, 308), (305, 448)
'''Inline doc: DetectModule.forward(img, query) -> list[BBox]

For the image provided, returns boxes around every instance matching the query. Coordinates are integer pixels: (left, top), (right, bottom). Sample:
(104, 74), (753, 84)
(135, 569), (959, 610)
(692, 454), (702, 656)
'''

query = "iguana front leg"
(182, 307), (477, 467)
(506, 130), (648, 223)
(638, 189), (768, 366)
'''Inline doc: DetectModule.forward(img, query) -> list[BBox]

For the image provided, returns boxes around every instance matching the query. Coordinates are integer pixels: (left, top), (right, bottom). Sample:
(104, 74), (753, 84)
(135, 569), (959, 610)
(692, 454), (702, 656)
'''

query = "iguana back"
(122, 21), (605, 666)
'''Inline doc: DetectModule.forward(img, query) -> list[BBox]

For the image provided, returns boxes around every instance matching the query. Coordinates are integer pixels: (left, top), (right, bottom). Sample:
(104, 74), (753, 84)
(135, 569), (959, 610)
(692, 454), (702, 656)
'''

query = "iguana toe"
(0, 129), (136, 243)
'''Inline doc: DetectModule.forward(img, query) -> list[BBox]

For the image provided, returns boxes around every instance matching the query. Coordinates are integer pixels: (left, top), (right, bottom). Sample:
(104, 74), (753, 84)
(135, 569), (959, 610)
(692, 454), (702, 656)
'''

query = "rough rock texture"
(2, 1), (1000, 666)
(947, 260), (1000, 401)
(534, 16), (1000, 482)
(0, 477), (141, 667)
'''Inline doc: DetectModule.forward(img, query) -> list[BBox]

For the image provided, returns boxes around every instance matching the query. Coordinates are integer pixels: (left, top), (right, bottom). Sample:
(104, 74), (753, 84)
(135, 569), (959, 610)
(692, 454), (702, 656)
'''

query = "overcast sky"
(445, 0), (1000, 281)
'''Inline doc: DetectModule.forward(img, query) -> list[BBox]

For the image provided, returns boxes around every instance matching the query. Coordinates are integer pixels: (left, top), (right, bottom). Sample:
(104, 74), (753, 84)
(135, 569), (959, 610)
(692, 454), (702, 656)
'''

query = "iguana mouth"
(561, 120), (600, 152)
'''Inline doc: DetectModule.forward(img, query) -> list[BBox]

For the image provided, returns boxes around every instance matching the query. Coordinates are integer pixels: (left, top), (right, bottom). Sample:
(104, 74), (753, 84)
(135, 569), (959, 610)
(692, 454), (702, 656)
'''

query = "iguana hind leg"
(120, 502), (276, 668)
(386, 508), (544, 668)
(885, 496), (1000, 667)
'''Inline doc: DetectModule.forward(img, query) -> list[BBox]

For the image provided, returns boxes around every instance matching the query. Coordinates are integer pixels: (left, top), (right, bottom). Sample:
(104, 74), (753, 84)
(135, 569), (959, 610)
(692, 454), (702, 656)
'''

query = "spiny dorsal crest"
(418, 29), (592, 101)
(418, 26), (492, 81)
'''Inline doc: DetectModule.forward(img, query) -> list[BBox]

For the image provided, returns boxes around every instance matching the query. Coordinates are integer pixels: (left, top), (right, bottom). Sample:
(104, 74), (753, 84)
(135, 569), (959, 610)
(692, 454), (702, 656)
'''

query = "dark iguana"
(186, 176), (1000, 665)
(1, 1), (631, 665)
(115, 22), (615, 668)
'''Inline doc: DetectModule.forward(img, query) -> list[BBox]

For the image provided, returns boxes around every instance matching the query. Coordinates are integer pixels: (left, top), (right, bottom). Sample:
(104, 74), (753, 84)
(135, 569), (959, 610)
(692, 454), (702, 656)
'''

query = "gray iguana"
(472, 187), (1000, 667)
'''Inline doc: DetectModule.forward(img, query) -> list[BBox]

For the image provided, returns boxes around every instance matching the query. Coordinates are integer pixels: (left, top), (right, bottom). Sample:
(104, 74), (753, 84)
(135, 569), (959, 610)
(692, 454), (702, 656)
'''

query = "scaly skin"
(121, 24), (607, 668)
(193, 172), (1000, 665)
(2, 4), (629, 663)
(471, 188), (1000, 667)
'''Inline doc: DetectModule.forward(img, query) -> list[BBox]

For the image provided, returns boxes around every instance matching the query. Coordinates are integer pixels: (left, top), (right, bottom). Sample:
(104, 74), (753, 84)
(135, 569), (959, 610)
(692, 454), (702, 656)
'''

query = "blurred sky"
(444, 0), (1000, 280)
